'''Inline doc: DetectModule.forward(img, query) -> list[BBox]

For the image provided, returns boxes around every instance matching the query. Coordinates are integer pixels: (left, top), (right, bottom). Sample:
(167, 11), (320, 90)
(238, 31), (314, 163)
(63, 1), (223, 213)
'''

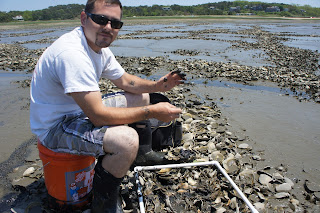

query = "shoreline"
(0, 15), (319, 30)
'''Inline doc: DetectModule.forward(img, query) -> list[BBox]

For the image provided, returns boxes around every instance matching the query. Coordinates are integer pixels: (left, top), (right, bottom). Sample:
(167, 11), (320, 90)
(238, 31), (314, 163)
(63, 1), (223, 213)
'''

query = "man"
(30, 0), (183, 212)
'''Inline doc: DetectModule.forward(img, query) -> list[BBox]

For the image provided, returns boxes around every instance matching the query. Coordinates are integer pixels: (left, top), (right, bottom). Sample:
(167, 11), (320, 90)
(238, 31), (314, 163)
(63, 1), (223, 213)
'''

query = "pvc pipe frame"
(134, 161), (259, 213)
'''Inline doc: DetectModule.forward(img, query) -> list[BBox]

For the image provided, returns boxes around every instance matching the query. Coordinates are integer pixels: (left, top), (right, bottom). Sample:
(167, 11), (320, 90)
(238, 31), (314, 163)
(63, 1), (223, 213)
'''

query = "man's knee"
(103, 125), (139, 154)
(120, 126), (139, 152)
(125, 93), (150, 107)
(142, 93), (150, 105)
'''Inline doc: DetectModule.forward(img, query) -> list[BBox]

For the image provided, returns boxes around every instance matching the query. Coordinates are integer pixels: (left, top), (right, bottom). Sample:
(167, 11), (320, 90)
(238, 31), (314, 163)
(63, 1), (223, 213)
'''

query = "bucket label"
(65, 162), (95, 202)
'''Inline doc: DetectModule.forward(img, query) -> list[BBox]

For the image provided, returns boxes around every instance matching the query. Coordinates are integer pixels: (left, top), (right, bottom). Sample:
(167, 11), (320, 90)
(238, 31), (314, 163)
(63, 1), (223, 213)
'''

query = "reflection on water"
(193, 78), (301, 96)
(22, 43), (50, 50)
(283, 36), (320, 52)
(0, 27), (74, 48)
(262, 23), (320, 36)
(0, 71), (32, 79)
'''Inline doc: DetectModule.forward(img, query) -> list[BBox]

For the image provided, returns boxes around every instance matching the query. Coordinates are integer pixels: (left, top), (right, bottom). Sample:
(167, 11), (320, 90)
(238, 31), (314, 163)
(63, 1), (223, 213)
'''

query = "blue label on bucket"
(65, 162), (95, 202)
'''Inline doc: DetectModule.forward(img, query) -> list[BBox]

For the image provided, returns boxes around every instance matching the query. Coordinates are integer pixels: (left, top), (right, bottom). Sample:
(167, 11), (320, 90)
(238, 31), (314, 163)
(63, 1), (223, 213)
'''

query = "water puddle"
(283, 36), (320, 52)
(135, 31), (188, 38)
(204, 33), (257, 43)
(0, 71), (32, 78)
(21, 43), (50, 49)
(193, 78), (299, 95)
(111, 37), (272, 66)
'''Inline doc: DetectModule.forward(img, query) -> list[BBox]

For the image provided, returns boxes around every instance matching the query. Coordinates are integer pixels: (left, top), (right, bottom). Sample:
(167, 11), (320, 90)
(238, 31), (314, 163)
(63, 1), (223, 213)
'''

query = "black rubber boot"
(135, 150), (166, 166)
(129, 120), (166, 166)
(91, 157), (124, 213)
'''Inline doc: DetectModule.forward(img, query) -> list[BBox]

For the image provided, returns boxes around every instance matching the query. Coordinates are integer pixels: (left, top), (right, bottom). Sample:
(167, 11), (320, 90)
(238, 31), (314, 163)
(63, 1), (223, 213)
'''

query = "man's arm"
(111, 72), (184, 94)
(70, 91), (181, 127)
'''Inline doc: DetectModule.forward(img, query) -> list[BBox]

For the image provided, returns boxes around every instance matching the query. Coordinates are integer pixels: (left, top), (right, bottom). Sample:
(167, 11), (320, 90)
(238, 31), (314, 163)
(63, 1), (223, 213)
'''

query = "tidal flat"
(0, 18), (319, 212)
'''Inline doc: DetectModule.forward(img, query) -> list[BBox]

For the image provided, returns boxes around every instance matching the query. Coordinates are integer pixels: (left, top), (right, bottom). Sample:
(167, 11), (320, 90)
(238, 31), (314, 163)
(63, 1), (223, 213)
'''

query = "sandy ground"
(0, 73), (34, 200)
(0, 74), (33, 164)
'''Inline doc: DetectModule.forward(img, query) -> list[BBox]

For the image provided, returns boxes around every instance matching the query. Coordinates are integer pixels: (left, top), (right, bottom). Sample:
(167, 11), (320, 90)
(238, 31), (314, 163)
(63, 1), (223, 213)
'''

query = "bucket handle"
(41, 161), (50, 170)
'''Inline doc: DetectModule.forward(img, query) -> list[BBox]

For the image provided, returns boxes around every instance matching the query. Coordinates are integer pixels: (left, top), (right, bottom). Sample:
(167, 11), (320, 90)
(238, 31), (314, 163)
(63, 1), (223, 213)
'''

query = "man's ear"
(80, 11), (87, 26)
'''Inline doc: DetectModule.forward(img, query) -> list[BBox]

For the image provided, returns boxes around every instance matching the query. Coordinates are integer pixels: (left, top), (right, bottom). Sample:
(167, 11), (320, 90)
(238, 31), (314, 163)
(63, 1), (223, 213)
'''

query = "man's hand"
(157, 70), (186, 92)
(148, 102), (182, 122)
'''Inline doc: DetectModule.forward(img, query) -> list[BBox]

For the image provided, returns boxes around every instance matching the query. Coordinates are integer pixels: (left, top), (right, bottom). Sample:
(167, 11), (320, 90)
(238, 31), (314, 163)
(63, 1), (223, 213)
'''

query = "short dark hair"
(85, 0), (122, 13)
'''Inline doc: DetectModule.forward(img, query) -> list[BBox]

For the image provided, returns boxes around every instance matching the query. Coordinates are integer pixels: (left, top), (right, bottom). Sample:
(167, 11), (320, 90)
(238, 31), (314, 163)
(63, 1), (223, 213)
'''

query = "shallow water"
(283, 36), (320, 52)
(191, 81), (320, 184)
(192, 78), (305, 97)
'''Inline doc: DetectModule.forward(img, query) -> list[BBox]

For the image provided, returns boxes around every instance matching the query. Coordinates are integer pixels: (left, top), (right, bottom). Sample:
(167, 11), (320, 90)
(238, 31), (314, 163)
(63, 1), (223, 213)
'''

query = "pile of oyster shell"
(0, 43), (42, 72)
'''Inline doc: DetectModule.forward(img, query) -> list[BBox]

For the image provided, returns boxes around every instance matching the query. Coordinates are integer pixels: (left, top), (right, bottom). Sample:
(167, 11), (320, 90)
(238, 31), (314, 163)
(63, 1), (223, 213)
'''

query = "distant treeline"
(1, 1), (320, 22)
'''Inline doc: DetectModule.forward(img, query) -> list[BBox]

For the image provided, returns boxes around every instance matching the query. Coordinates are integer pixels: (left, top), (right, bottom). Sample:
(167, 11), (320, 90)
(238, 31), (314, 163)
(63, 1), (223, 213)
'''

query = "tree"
(0, 12), (11, 22)
(22, 11), (33, 21)
(1, 1), (320, 22)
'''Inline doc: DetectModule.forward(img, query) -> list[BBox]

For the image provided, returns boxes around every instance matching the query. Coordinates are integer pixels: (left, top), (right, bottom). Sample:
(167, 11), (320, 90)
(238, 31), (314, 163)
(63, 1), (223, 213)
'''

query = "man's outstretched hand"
(157, 70), (186, 92)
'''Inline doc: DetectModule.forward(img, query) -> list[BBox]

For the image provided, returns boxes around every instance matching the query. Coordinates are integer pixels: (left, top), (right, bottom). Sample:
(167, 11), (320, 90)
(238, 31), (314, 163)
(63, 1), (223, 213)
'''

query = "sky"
(1, 0), (319, 12)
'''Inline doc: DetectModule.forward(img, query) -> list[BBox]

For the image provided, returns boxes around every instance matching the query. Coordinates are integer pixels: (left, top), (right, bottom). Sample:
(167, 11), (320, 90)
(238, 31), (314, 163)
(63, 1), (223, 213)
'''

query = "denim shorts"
(42, 92), (127, 157)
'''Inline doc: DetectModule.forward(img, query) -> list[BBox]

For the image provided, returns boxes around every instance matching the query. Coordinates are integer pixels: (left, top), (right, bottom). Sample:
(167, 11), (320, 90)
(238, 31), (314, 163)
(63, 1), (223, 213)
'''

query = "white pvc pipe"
(134, 170), (145, 213)
(134, 161), (259, 213)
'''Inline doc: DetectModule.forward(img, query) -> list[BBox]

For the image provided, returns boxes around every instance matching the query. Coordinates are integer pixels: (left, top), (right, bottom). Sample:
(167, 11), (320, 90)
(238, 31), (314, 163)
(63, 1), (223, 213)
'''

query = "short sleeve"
(55, 50), (100, 94)
(101, 48), (125, 80)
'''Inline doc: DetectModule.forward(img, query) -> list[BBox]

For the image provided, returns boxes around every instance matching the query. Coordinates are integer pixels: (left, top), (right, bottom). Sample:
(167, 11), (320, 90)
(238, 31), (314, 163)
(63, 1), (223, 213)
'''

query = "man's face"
(81, 1), (122, 53)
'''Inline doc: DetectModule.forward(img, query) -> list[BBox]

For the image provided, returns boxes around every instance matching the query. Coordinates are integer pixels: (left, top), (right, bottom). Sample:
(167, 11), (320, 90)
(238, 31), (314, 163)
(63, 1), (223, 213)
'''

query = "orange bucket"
(38, 141), (96, 210)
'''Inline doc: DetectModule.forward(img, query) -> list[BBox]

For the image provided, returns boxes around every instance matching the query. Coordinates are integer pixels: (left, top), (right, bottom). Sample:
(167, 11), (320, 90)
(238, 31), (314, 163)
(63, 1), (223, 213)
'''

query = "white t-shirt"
(30, 27), (125, 141)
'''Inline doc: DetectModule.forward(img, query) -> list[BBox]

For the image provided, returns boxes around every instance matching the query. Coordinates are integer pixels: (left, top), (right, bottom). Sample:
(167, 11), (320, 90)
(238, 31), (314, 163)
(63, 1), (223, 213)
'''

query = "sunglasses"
(86, 12), (123, 29)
